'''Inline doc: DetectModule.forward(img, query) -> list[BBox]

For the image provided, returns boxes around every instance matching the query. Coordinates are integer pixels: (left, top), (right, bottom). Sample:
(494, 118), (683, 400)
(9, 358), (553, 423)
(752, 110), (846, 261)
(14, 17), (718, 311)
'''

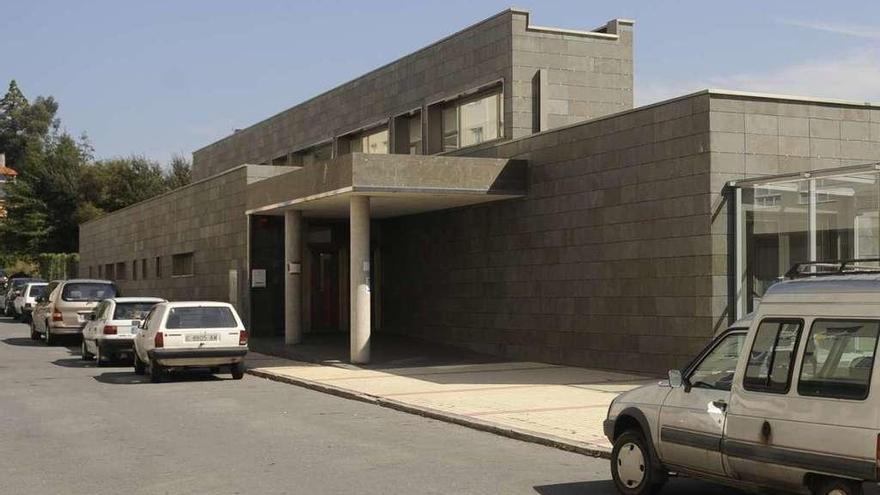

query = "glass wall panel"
(409, 113), (422, 155)
(815, 174), (880, 261)
(349, 128), (388, 155)
(742, 180), (810, 311)
(460, 93), (500, 148)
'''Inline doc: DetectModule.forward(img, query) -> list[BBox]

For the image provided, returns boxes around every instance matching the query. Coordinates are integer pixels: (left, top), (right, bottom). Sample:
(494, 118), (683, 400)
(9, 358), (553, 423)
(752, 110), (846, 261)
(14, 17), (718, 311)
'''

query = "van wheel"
(231, 362), (244, 380)
(81, 340), (93, 360)
(611, 430), (665, 495)
(149, 359), (163, 383)
(812, 478), (863, 495)
(133, 352), (146, 375)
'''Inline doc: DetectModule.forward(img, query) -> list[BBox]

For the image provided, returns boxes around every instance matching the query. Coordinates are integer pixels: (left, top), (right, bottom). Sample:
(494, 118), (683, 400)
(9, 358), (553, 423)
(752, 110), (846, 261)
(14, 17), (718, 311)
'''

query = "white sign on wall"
(251, 269), (267, 288)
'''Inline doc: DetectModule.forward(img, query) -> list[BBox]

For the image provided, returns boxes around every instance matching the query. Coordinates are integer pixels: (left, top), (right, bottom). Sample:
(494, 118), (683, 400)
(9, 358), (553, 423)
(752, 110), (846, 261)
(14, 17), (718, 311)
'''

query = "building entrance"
(310, 247), (341, 331)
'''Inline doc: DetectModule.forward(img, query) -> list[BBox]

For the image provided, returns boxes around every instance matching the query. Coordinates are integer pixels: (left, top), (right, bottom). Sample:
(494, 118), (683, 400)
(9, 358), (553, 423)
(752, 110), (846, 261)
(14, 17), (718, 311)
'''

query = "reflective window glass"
(799, 320), (879, 400)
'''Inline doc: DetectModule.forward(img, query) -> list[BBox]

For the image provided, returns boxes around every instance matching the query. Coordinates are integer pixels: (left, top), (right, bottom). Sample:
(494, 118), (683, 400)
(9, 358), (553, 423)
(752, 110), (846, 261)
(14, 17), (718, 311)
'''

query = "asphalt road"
(0, 317), (743, 495)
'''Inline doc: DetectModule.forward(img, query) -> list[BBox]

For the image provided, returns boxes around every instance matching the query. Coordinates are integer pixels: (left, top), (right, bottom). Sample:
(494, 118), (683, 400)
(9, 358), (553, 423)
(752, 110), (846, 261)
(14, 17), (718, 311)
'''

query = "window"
(799, 320), (879, 400)
(744, 319), (803, 393)
(132, 260), (138, 281)
(61, 282), (117, 302)
(408, 113), (422, 154)
(688, 332), (747, 391)
(440, 90), (503, 152)
(349, 127), (389, 155)
(105, 263), (115, 280)
(298, 143), (333, 166)
(141, 258), (147, 280)
(271, 154), (289, 166)
(115, 262), (126, 280)
(88, 266), (93, 278)
(155, 256), (162, 278)
(98, 265), (103, 278)
(172, 252), (194, 277)
(114, 302), (159, 320)
(166, 306), (237, 329)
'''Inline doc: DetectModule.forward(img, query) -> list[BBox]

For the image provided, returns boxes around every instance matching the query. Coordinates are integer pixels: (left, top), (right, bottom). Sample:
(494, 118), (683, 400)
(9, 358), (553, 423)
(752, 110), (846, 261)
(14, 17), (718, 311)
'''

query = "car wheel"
(133, 352), (146, 375)
(30, 321), (40, 341)
(813, 478), (864, 495)
(149, 359), (163, 383)
(231, 362), (244, 380)
(95, 346), (106, 367)
(44, 326), (55, 346)
(611, 429), (665, 495)
(81, 340), (93, 360)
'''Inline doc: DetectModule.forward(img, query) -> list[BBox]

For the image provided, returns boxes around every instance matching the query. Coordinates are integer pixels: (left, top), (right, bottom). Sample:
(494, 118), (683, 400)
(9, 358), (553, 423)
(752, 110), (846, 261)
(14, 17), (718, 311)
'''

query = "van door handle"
(710, 400), (727, 411)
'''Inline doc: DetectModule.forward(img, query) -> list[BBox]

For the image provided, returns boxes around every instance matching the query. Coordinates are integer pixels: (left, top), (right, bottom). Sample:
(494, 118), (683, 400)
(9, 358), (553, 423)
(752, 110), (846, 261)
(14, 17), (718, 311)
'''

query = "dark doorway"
(310, 247), (340, 331)
(250, 215), (284, 337)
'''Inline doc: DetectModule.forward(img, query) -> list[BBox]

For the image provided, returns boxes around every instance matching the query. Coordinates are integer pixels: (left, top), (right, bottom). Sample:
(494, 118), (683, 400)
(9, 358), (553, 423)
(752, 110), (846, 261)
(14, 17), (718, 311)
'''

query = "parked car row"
(3, 276), (248, 383)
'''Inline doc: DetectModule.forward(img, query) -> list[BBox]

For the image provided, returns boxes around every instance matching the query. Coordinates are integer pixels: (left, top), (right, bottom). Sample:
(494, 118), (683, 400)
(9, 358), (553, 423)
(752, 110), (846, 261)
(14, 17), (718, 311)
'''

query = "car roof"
(61, 279), (114, 284)
(107, 297), (165, 303)
(161, 301), (234, 308)
(24, 282), (48, 286)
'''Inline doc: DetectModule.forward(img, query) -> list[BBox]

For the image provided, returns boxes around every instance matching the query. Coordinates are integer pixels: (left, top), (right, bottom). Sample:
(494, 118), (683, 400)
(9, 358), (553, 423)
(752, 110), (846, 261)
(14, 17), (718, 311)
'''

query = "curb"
(247, 368), (611, 460)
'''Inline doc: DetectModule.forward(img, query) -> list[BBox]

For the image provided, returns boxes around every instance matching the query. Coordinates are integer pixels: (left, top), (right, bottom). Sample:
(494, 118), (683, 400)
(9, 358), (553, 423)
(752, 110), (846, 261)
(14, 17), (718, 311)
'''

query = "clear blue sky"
(2, 0), (878, 165)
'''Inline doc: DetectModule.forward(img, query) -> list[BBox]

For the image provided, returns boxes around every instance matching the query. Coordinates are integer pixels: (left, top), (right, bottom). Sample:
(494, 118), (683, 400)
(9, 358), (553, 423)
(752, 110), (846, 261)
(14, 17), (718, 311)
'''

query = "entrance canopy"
(245, 153), (527, 218)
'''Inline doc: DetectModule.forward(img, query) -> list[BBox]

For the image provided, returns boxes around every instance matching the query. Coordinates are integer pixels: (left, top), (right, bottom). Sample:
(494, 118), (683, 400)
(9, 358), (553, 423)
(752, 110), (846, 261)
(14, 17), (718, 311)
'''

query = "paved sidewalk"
(246, 352), (652, 457)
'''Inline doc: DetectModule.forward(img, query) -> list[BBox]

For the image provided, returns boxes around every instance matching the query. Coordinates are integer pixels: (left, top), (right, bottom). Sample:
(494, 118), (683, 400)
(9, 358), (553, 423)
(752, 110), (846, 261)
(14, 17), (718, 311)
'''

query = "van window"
(689, 332), (747, 391)
(61, 283), (117, 302)
(798, 320), (879, 400)
(744, 319), (803, 394)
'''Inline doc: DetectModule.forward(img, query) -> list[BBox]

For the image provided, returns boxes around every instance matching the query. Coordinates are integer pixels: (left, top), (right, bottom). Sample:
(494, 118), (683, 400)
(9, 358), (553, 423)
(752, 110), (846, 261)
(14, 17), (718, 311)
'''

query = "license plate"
(185, 333), (219, 343)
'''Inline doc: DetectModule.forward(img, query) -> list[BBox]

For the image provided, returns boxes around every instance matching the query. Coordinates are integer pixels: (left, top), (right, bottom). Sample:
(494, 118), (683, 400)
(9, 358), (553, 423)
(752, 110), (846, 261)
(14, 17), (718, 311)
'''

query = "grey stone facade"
(78, 165), (286, 324)
(192, 9), (633, 181)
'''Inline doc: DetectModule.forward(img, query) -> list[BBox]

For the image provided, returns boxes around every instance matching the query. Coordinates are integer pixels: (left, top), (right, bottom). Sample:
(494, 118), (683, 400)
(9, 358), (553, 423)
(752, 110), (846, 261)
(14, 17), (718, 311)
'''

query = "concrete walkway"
(245, 352), (653, 457)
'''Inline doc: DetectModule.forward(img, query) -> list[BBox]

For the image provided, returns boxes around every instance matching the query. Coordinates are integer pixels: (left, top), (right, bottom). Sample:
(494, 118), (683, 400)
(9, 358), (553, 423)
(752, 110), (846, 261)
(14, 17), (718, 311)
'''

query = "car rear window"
(165, 307), (237, 329)
(61, 283), (117, 302)
(28, 285), (47, 298)
(113, 302), (158, 320)
(798, 320), (880, 400)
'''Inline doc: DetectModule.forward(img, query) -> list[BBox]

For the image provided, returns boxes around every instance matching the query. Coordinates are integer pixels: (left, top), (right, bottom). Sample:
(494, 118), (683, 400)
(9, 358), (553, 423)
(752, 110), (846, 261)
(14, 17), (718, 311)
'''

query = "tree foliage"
(0, 80), (192, 255)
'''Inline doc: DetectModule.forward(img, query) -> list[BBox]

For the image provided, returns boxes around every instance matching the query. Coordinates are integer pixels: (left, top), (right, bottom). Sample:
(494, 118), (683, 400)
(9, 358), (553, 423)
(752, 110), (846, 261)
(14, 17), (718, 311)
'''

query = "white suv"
(81, 297), (166, 365)
(605, 263), (880, 495)
(133, 301), (248, 383)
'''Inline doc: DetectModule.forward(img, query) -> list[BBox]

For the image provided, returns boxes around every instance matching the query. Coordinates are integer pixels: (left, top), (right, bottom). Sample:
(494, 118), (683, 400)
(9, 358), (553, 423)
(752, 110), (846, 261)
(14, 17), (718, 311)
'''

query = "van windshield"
(61, 283), (117, 302)
(113, 302), (158, 320)
(166, 307), (237, 329)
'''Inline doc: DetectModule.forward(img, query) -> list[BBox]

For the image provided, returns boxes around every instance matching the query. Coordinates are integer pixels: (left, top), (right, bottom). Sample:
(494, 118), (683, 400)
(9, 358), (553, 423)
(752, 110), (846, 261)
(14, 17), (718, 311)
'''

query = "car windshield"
(28, 285), (47, 298)
(113, 302), (158, 320)
(166, 307), (237, 329)
(61, 283), (117, 302)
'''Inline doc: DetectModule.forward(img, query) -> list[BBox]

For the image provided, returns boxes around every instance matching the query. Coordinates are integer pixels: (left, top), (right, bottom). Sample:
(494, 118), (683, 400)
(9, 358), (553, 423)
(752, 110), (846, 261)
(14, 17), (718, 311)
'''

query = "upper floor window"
(172, 252), (194, 277)
(408, 113), (422, 154)
(299, 143), (333, 166)
(350, 127), (389, 155)
(441, 90), (503, 152)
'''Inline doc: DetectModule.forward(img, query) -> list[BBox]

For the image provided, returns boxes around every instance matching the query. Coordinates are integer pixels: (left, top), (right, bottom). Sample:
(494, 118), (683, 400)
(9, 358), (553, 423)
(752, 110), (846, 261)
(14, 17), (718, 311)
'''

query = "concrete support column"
(349, 195), (371, 364)
(284, 210), (303, 345)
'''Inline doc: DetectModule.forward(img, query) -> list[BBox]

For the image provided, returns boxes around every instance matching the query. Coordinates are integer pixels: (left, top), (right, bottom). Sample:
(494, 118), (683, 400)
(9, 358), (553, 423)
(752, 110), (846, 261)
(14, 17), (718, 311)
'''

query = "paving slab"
(246, 352), (653, 457)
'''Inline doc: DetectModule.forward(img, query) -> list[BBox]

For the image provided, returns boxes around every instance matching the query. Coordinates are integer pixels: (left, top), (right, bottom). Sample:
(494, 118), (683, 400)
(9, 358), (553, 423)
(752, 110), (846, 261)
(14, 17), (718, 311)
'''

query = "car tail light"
(103, 325), (117, 335)
(154, 332), (164, 348)
(52, 311), (63, 322)
(876, 434), (880, 479)
(239, 330), (249, 346)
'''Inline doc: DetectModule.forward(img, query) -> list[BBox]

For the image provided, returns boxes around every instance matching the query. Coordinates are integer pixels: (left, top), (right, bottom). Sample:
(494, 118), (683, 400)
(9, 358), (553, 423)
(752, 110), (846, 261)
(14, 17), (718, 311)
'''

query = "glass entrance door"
(310, 248), (340, 331)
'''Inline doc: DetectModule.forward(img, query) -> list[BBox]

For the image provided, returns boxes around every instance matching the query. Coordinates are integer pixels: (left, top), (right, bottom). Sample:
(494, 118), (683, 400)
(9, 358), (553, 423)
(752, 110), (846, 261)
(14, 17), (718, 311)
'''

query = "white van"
(605, 262), (880, 495)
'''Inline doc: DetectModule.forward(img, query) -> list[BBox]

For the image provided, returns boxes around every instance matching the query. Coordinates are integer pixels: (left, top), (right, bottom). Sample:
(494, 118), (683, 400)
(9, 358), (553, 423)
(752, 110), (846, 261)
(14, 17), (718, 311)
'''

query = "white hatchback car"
(81, 297), (166, 366)
(133, 301), (248, 383)
(605, 263), (880, 495)
(13, 282), (48, 322)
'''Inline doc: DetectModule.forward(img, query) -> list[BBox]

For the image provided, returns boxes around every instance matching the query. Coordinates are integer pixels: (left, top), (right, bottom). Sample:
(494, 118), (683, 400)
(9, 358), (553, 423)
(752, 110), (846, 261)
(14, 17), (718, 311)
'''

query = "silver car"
(31, 279), (118, 345)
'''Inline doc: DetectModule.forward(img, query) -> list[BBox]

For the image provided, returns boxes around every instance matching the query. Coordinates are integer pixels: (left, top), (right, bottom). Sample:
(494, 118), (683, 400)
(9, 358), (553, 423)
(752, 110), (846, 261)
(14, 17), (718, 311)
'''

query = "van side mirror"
(668, 369), (686, 389)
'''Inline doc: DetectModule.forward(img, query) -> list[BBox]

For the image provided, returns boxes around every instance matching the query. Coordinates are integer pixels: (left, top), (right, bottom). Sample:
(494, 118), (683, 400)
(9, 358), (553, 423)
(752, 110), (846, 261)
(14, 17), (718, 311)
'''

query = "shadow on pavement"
(2, 337), (43, 347)
(51, 357), (97, 368)
(94, 369), (227, 385)
(534, 478), (749, 495)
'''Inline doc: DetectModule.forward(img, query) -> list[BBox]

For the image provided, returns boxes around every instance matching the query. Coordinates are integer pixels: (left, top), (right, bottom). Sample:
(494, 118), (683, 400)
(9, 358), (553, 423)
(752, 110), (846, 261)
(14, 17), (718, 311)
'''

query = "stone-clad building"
(79, 9), (880, 372)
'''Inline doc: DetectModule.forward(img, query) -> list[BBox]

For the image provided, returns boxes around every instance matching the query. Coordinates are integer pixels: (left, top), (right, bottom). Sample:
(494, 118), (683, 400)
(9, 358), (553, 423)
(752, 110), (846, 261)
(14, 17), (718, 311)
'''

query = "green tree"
(0, 80), (59, 175)
(165, 153), (192, 190)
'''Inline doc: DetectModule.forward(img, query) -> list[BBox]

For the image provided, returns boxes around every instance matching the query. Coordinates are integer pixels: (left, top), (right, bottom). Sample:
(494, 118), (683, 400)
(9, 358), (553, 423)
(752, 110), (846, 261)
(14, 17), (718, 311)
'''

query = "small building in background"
(0, 153), (18, 219)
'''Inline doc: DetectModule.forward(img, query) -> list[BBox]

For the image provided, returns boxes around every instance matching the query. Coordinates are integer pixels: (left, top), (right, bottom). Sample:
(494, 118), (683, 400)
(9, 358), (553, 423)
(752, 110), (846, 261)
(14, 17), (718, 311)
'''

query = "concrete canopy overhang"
(245, 153), (527, 218)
